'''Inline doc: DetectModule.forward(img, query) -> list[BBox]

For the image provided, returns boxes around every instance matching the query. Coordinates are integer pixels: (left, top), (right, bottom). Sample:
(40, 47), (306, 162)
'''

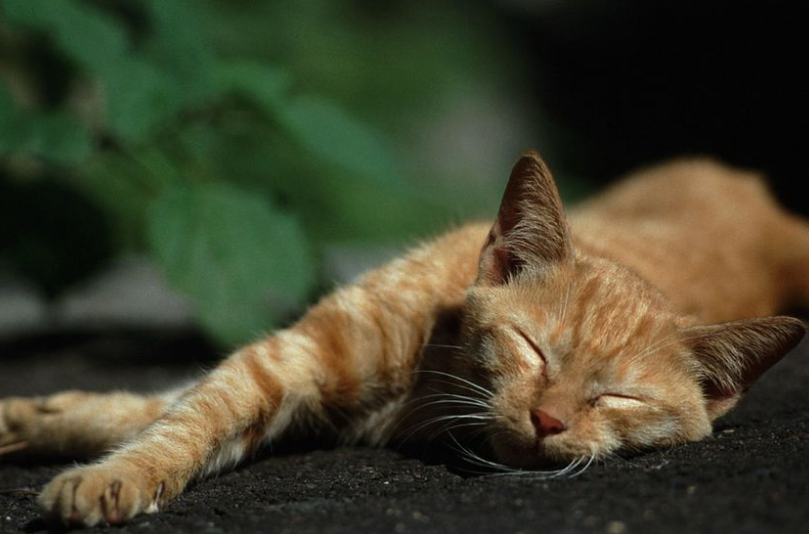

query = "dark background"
(511, 0), (804, 210)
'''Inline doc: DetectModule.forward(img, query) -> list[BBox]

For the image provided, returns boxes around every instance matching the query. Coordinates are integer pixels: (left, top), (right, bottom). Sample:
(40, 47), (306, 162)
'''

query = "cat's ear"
(682, 316), (805, 420)
(477, 151), (572, 285)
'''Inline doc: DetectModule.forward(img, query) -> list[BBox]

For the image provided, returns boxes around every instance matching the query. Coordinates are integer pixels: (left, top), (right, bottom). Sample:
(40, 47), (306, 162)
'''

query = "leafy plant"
(0, 0), (519, 346)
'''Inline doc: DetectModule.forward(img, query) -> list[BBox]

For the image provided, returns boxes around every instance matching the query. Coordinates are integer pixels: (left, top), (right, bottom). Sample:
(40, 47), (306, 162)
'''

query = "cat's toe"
(39, 465), (152, 526)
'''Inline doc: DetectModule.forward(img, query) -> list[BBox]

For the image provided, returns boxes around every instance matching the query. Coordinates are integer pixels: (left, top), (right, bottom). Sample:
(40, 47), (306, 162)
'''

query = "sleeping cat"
(1, 151), (807, 527)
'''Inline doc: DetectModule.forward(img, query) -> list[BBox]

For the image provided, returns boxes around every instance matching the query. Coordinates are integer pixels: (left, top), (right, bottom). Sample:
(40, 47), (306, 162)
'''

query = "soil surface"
(1, 330), (808, 534)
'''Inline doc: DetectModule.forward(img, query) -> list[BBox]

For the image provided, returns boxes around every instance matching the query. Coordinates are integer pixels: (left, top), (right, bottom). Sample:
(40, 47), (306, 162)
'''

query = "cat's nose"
(531, 409), (566, 438)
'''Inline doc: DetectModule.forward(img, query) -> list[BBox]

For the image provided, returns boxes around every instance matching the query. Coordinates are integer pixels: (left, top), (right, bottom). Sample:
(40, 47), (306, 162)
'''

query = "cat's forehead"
(480, 259), (681, 359)
(469, 255), (676, 339)
(514, 258), (669, 321)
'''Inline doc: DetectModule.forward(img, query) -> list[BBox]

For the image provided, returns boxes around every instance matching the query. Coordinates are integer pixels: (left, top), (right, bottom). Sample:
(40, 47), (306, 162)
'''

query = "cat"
(1, 151), (807, 527)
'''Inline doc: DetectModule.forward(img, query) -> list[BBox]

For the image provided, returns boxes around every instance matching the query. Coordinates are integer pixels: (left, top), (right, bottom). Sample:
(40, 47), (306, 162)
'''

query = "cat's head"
(460, 151), (805, 468)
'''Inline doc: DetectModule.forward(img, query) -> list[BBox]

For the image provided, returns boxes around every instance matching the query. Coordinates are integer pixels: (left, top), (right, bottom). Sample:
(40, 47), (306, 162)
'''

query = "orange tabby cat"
(1, 152), (806, 526)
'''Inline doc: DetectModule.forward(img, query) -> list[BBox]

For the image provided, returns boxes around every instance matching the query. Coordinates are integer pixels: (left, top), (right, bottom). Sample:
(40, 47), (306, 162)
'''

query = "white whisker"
(415, 399), (492, 411)
(428, 421), (488, 440)
(415, 370), (495, 399)
(569, 454), (596, 478)
(398, 411), (494, 443)
(485, 457), (583, 479)
(416, 393), (492, 409)
(446, 433), (517, 473)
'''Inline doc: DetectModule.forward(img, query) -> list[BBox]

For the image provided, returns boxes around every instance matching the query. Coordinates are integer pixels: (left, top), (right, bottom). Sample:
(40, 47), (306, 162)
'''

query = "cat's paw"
(0, 397), (41, 457)
(39, 463), (160, 526)
(0, 394), (85, 458)
(0, 392), (159, 459)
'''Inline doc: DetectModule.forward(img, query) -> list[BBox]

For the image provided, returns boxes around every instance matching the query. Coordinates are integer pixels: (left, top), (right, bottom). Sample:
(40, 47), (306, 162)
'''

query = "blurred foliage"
(0, 0), (519, 346)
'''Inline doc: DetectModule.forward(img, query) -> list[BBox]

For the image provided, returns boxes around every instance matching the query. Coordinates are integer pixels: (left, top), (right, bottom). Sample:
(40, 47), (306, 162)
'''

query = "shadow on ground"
(1, 330), (808, 534)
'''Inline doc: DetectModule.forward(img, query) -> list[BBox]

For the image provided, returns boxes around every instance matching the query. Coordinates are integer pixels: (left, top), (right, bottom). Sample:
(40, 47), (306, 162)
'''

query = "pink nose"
(531, 409), (566, 438)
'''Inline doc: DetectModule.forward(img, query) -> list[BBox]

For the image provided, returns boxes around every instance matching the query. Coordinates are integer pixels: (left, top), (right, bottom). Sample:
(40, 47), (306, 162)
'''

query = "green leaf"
(1, 0), (128, 72)
(103, 58), (184, 143)
(276, 95), (406, 187)
(141, 0), (215, 105)
(0, 105), (92, 166)
(2, 1), (209, 143)
(19, 113), (93, 165)
(215, 61), (292, 112)
(0, 82), (91, 165)
(147, 182), (316, 346)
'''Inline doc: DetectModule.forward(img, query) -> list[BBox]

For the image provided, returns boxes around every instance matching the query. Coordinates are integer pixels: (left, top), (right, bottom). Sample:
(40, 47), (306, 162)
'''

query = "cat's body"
(1, 153), (807, 526)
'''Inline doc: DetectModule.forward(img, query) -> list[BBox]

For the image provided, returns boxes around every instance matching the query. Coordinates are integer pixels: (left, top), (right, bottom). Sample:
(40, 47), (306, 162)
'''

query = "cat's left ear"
(477, 151), (572, 285)
(682, 316), (806, 420)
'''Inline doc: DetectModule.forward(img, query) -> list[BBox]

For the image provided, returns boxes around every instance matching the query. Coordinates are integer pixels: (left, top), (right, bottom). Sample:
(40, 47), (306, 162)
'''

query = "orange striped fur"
(1, 152), (807, 526)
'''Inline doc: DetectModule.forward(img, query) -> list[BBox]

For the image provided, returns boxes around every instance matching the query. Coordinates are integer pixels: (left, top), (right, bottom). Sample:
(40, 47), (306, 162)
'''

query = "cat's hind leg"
(0, 388), (183, 460)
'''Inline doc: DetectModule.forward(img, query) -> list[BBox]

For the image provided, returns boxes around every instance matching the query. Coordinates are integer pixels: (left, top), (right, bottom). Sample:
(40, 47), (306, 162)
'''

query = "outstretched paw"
(0, 397), (42, 458)
(1, 395), (88, 458)
(0, 392), (163, 459)
(39, 464), (163, 527)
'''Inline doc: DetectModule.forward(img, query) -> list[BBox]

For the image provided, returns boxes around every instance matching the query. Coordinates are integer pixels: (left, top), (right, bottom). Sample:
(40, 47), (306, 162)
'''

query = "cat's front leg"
(36, 332), (329, 526)
(37, 226), (474, 526)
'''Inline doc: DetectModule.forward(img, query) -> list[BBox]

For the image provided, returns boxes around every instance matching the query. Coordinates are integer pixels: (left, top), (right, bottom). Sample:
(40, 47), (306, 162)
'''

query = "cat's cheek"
(601, 405), (711, 451)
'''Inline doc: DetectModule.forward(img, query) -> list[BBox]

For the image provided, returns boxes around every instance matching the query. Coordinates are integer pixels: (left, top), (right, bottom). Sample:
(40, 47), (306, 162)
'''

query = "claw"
(105, 480), (123, 524)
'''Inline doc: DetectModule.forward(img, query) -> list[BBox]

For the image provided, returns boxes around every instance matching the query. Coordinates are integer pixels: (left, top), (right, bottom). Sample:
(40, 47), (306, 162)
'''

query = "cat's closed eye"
(591, 394), (646, 409)
(514, 328), (548, 371)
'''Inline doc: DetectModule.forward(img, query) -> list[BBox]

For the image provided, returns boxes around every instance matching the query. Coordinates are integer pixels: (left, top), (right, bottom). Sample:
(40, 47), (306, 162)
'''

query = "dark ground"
(1, 330), (808, 534)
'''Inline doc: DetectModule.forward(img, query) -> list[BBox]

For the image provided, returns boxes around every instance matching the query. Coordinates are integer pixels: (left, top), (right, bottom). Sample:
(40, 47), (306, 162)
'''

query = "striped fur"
(1, 152), (807, 526)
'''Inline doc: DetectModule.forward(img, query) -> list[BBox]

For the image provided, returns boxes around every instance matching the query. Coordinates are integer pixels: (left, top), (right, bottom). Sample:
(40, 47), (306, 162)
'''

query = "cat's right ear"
(477, 151), (572, 285)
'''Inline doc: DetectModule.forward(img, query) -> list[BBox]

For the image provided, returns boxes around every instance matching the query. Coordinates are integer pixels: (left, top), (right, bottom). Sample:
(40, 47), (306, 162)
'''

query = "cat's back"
(569, 158), (796, 322)
(572, 158), (775, 223)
